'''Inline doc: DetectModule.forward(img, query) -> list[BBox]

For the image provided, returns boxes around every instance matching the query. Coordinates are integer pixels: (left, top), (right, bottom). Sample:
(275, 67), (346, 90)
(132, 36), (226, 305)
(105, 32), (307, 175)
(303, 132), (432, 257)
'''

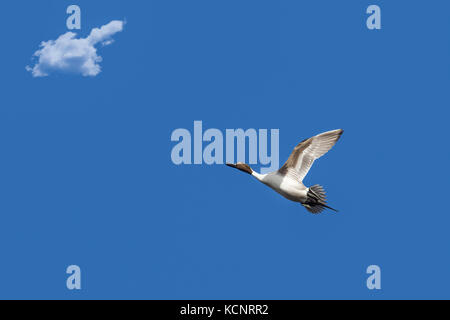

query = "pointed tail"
(302, 184), (338, 214)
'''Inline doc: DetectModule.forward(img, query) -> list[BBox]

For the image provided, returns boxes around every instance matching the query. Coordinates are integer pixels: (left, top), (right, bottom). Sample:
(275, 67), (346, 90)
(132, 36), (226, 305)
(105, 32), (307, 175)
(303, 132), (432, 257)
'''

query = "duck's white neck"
(251, 171), (267, 182)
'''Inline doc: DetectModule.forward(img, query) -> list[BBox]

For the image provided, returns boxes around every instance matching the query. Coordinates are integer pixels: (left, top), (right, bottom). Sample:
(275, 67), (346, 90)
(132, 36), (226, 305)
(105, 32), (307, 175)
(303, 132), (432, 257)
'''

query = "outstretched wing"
(279, 129), (343, 182)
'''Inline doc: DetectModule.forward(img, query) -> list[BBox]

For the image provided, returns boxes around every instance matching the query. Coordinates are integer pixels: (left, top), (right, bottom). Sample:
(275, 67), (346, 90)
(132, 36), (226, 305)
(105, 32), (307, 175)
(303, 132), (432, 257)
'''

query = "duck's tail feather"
(302, 184), (338, 214)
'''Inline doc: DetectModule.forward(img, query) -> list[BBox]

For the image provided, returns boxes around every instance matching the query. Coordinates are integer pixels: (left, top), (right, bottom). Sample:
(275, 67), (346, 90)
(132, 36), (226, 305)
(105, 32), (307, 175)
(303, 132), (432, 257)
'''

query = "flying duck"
(226, 129), (343, 213)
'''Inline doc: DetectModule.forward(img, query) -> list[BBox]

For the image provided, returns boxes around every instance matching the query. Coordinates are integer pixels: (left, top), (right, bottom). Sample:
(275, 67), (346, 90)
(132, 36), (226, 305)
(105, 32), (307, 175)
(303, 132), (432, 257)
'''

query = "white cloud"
(27, 20), (124, 77)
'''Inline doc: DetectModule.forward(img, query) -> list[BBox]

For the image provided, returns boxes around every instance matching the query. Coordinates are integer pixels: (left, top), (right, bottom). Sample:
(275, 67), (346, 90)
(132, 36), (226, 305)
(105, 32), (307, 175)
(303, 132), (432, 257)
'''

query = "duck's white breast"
(262, 173), (308, 202)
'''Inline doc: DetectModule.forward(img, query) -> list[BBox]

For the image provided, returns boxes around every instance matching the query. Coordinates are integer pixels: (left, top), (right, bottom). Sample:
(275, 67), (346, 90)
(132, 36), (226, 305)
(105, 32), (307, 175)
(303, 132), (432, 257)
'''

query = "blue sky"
(1, 0), (450, 299)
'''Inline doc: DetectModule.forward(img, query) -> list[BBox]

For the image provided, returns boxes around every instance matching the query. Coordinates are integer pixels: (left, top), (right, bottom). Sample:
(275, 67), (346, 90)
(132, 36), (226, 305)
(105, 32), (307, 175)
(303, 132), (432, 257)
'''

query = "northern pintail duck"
(227, 129), (343, 213)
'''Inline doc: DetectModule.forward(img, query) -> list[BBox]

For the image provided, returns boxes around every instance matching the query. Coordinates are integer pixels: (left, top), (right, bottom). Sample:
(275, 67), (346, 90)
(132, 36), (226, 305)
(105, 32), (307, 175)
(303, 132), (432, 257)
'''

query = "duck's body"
(253, 171), (308, 203)
(227, 129), (343, 214)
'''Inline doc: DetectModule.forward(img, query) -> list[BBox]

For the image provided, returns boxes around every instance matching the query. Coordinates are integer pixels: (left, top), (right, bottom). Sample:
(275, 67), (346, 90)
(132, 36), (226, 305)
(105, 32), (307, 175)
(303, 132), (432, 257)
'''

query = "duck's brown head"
(226, 162), (253, 175)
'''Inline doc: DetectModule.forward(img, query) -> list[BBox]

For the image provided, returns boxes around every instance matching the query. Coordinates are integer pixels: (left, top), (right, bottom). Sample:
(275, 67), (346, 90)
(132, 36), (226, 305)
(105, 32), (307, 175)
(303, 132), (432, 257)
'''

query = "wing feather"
(279, 129), (343, 181)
